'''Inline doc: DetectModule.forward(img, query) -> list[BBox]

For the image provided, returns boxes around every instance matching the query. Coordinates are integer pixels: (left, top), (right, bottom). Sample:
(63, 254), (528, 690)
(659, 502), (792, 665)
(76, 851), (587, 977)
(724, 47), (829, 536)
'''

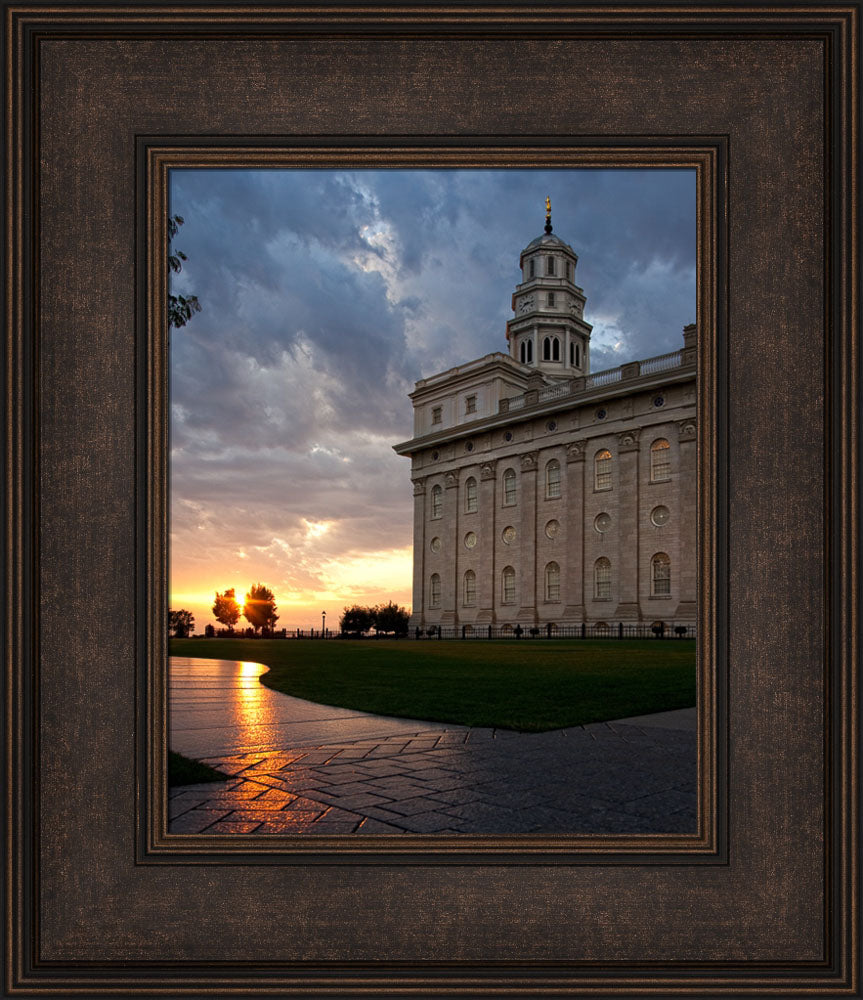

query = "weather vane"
(545, 195), (553, 234)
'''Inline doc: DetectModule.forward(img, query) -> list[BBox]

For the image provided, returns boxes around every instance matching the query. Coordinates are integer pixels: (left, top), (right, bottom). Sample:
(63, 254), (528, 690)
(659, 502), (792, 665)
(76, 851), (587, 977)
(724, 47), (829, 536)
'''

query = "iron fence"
(202, 623), (696, 641)
(412, 623), (695, 640)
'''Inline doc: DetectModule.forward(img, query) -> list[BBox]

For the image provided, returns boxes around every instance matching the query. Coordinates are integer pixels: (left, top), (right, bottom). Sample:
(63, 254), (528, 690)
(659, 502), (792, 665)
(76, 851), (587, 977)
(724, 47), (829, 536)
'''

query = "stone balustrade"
(498, 348), (690, 414)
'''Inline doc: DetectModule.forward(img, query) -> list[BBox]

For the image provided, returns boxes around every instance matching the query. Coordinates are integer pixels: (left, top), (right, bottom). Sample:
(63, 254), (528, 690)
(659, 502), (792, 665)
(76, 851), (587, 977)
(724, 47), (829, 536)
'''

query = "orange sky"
(170, 545), (413, 634)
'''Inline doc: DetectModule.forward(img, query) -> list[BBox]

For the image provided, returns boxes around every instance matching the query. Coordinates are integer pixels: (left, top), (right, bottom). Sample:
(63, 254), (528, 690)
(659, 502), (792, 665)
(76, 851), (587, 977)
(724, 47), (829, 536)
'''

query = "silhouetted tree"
(373, 602), (410, 636)
(168, 214), (202, 329)
(212, 587), (241, 633)
(339, 605), (375, 635)
(169, 609), (195, 638)
(243, 583), (278, 634)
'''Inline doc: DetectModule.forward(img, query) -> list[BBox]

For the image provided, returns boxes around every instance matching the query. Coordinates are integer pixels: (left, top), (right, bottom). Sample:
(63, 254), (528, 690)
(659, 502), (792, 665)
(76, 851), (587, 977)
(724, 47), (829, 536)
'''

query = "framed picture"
(162, 162), (709, 848)
(5, 3), (858, 996)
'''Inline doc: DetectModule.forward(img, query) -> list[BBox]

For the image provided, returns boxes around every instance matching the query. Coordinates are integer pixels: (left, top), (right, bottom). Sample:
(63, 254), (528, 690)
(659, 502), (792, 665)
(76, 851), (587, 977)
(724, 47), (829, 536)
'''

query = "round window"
(596, 408), (607, 420)
(430, 537), (442, 553)
(504, 431), (513, 442)
(651, 505), (670, 527)
(546, 420), (557, 432)
(465, 441), (474, 452)
(594, 512), (611, 533)
(464, 532), (477, 549)
(431, 450), (439, 461)
(545, 519), (560, 539)
(502, 526), (516, 544)
(653, 395), (665, 408)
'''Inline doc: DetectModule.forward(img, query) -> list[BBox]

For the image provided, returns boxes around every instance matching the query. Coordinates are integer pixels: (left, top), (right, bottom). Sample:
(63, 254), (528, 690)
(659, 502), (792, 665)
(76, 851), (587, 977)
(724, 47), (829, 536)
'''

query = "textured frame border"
(4, 3), (859, 996)
(139, 140), (722, 865)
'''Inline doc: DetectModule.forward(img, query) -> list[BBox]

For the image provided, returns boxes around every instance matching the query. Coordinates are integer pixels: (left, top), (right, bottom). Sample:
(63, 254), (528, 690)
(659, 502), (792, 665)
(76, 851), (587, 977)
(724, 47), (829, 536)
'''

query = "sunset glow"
(170, 545), (413, 633)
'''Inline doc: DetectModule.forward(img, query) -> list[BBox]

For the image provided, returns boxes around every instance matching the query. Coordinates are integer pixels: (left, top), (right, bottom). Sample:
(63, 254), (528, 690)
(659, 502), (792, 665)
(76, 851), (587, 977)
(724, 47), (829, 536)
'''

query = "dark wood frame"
(4, 4), (859, 996)
(142, 142), (721, 864)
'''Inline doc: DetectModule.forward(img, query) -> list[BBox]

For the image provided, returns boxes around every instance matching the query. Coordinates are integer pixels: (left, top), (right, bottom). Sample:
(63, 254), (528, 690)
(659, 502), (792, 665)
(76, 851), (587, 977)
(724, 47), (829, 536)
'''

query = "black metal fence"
(203, 623), (696, 641)
(413, 623), (696, 640)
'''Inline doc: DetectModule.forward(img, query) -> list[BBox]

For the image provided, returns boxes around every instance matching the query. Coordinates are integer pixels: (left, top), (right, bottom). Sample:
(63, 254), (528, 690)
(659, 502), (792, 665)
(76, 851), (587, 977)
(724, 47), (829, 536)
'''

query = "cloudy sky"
(169, 168), (696, 631)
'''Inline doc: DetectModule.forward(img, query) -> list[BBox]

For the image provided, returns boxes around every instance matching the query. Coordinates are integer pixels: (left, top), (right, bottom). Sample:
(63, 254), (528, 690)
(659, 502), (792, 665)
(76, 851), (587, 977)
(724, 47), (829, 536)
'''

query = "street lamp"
(321, 610), (326, 638)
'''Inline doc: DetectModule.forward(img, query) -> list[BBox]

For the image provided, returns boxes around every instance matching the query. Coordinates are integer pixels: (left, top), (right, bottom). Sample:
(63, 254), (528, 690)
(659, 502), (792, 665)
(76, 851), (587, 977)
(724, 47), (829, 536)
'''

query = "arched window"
(545, 459), (561, 498)
(651, 553), (671, 596)
(502, 468), (516, 506)
(545, 562), (560, 601)
(594, 449), (612, 491)
(594, 558), (612, 599)
(542, 336), (560, 361)
(575, 343), (581, 367)
(463, 570), (476, 607)
(569, 341), (574, 365)
(526, 339), (533, 363)
(547, 291), (556, 307)
(501, 566), (516, 604)
(520, 340), (526, 363)
(529, 258), (535, 278)
(566, 260), (572, 280)
(429, 573), (441, 608)
(464, 477), (477, 513)
(650, 439), (671, 482)
(546, 255), (555, 275)
(430, 484), (443, 519)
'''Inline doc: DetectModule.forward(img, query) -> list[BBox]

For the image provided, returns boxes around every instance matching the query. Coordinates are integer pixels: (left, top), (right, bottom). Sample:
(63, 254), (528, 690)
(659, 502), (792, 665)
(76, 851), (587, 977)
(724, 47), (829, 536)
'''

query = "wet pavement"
(169, 657), (697, 835)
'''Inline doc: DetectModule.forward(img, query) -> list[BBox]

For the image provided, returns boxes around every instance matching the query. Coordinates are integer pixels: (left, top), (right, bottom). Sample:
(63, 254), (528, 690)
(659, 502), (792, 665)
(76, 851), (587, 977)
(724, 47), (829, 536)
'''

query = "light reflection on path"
(170, 656), (465, 759)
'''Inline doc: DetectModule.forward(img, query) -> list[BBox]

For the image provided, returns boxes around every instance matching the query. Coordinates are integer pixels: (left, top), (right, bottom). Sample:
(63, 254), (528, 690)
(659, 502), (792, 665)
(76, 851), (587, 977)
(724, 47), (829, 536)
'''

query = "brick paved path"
(169, 657), (696, 835)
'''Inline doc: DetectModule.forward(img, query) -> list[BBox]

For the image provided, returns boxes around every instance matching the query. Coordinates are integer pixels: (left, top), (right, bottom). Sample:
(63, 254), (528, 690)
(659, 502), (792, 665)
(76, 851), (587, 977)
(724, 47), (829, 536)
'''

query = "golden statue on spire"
(544, 196), (552, 234)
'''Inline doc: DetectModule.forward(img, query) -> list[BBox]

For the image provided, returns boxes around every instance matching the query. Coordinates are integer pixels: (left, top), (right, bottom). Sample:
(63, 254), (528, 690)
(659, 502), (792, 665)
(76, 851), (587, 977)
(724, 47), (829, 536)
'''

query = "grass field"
(169, 637), (696, 732)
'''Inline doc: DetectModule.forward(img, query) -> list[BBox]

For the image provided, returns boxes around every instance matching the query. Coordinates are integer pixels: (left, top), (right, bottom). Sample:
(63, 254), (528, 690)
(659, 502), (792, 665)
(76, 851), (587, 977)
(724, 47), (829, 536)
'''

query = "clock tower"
(505, 198), (593, 377)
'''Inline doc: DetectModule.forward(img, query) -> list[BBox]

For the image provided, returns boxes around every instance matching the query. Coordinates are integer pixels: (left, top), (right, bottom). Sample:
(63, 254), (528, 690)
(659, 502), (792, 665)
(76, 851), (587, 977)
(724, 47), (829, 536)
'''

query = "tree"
(373, 602), (410, 636)
(169, 609), (195, 638)
(242, 583), (279, 634)
(168, 214), (202, 329)
(339, 605), (375, 636)
(212, 588), (242, 633)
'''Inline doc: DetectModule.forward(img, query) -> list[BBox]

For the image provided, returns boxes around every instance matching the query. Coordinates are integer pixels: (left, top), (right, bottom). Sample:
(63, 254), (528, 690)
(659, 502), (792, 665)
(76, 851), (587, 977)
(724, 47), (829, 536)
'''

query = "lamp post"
(321, 610), (326, 638)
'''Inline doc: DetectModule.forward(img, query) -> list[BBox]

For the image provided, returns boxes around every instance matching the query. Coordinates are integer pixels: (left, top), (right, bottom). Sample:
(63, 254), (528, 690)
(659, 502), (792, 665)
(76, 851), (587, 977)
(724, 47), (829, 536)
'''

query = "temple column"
(517, 451), (538, 623)
(563, 440), (586, 620)
(477, 460), (496, 622)
(409, 477), (426, 629)
(614, 429), (642, 620)
(442, 469), (459, 624)
(675, 418), (698, 623)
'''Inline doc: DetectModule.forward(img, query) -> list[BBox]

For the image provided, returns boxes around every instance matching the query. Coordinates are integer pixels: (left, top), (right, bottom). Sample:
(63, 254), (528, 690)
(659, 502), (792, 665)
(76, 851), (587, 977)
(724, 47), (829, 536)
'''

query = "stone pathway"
(169, 656), (697, 835)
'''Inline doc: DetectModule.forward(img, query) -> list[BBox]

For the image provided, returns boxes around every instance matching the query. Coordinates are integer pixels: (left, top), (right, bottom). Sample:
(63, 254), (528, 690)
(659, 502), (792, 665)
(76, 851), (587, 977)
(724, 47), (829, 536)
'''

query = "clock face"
(519, 296), (534, 314)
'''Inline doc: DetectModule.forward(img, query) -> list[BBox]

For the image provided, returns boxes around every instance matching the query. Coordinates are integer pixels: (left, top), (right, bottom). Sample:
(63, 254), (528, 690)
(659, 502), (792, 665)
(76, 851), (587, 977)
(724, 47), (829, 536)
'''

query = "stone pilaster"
(563, 440), (586, 620)
(614, 429), (642, 620)
(675, 418), (697, 621)
(477, 461), (496, 622)
(442, 470), (459, 623)
(517, 451), (538, 622)
(409, 478), (426, 628)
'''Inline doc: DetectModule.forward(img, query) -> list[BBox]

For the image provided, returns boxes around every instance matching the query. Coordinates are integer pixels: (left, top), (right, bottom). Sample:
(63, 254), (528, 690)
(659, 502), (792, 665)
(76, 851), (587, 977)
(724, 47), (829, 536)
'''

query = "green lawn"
(170, 637), (696, 732)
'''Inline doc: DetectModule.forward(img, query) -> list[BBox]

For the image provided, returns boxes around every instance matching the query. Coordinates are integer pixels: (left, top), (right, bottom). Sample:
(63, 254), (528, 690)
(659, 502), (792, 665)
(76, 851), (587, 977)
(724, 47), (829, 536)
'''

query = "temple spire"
(545, 195), (552, 234)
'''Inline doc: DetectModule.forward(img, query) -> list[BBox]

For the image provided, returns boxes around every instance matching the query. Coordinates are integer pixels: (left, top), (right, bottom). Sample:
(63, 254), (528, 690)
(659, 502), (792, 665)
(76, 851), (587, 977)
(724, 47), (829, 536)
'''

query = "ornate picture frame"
(5, 4), (859, 995)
